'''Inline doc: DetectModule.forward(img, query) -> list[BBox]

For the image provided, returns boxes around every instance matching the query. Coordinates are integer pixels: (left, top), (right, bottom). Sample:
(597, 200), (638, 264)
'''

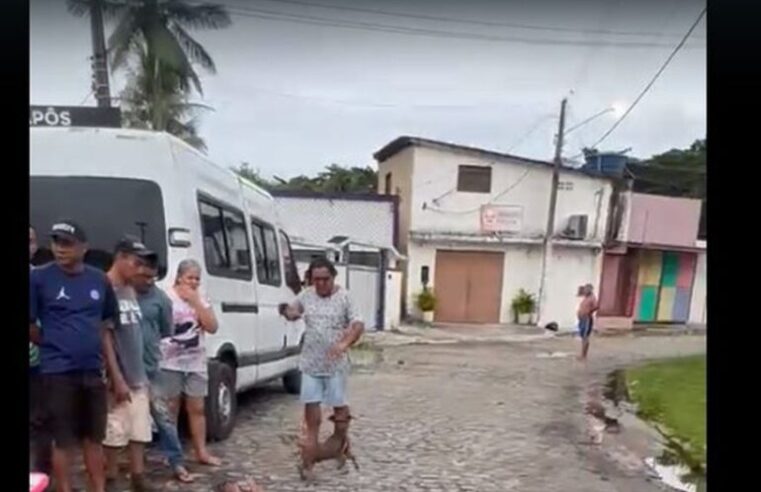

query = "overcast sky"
(30, 0), (706, 179)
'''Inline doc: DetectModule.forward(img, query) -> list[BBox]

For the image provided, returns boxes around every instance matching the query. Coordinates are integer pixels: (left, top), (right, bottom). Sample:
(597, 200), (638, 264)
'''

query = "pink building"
(597, 192), (706, 329)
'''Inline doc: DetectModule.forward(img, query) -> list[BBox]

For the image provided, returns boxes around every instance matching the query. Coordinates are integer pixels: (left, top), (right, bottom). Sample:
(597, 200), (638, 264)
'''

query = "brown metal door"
(434, 250), (504, 324)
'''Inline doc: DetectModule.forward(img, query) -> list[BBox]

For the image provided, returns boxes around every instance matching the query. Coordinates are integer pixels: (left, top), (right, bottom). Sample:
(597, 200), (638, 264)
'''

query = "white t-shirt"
(159, 288), (211, 374)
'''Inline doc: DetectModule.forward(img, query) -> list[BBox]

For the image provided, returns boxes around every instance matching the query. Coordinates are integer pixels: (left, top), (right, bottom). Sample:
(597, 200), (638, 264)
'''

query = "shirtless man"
(577, 284), (599, 361)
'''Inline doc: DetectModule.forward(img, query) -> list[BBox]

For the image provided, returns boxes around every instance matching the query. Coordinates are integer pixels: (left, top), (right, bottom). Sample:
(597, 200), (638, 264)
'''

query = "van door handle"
(221, 302), (259, 314)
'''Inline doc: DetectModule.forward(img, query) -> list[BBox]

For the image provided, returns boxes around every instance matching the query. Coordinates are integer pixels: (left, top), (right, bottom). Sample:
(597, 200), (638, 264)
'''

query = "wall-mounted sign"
(30, 106), (121, 128)
(480, 205), (523, 233)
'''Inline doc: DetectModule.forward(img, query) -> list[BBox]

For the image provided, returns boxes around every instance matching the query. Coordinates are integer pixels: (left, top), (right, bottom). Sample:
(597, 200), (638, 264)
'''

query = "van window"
(279, 230), (301, 294)
(30, 176), (168, 278)
(198, 196), (252, 280)
(251, 219), (281, 286)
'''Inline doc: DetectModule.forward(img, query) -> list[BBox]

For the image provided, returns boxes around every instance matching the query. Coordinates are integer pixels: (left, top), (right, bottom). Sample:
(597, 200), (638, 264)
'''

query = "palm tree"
(120, 43), (213, 150)
(67, 0), (230, 150)
(67, 0), (231, 96)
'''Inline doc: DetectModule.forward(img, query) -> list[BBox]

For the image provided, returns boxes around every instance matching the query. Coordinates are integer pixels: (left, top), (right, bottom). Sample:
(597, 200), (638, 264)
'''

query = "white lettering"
(52, 223), (75, 234)
(44, 107), (59, 126)
(59, 111), (71, 126)
(31, 110), (44, 125)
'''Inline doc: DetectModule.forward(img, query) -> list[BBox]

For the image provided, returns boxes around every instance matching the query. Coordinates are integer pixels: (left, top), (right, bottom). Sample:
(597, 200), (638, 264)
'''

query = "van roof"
(30, 126), (274, 200)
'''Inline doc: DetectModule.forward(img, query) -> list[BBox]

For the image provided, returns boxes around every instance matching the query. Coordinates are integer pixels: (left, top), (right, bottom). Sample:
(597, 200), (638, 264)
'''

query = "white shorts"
(103, 387), (152, 447)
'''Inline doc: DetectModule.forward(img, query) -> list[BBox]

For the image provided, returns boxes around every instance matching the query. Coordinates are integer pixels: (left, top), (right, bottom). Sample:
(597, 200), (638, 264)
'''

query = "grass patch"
(626, 355), (706, 463)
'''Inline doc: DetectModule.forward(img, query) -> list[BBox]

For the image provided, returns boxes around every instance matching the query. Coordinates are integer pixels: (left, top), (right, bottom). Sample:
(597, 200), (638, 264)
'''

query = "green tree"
(231, 163), (378, 194)
(120, 43), (212, 150)
(629, 139), (706, 237)
(67, 0), (231, 149)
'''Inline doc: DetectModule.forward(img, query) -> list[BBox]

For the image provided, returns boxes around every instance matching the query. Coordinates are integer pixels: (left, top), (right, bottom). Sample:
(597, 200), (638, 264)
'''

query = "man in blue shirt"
(30, 221), (123, 492)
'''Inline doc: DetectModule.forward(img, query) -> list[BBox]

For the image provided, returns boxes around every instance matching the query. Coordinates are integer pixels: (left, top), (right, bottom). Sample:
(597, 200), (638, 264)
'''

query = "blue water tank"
(582, 151), (628, 177)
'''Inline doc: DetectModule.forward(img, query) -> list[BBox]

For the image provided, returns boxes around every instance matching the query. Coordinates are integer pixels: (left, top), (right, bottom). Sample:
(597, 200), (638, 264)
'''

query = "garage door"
(434, 250), (504, 324)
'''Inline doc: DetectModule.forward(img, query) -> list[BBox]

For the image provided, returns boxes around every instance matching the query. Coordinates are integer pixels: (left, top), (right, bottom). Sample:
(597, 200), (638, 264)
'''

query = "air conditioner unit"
(563, 214), (588, 239)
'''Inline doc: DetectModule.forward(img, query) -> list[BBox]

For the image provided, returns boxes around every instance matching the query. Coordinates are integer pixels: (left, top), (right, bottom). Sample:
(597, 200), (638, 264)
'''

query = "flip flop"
(173, 466), (194, 483)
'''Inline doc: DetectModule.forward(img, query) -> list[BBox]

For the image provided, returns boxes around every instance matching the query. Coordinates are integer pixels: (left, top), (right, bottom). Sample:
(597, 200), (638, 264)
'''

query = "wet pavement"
(110, 334), (704, 491)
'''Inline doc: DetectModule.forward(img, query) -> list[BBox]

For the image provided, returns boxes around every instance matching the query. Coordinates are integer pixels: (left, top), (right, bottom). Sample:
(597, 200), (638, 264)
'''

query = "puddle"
(349, 345), (384, 371)
(596, 369), (706, 492)
(536, 351), (572, 359)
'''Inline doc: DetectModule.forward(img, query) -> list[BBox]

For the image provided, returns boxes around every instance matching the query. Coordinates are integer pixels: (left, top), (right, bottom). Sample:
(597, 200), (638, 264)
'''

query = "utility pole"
(536, 97), (567, 323)
(89, 0), (111, 108)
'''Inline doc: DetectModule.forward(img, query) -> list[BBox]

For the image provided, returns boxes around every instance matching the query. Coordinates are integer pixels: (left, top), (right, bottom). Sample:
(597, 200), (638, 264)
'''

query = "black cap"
(114, 235), (157, 260)
(50, 220), (87, 243)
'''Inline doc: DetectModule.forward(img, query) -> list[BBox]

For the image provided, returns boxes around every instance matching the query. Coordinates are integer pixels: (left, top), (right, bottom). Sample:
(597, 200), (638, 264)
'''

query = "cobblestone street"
(140, 334), (705, 492)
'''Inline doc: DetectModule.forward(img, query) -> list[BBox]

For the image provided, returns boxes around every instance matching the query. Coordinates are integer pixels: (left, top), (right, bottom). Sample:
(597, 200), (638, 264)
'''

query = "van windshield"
(30, 176), (168, 278)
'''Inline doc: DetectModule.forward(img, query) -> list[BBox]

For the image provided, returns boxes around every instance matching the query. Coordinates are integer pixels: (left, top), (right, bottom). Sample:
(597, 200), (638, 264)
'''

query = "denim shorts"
(578, 316), (594, 339)
(157, 369), (208, 398)
(300, 373), (348, 407)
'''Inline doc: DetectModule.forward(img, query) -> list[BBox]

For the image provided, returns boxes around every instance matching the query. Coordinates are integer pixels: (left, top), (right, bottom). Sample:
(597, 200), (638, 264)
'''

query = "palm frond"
(169, 23), (216, 73)
(107, 11), (142, 71)
(143, 21), (203, 94)
(165, 1), (232, 30)
(66, 0), (128, 21)
(66, 0), (91, 17)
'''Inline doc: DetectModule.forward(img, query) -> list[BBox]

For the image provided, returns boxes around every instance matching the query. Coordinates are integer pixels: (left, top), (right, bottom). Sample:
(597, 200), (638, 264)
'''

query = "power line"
(218, 4), (705, 49)
(584, 6), (706, 150)
(506, 114), (555, 153)
(252, 0), (705, 40)
(79, 89), (95, 106)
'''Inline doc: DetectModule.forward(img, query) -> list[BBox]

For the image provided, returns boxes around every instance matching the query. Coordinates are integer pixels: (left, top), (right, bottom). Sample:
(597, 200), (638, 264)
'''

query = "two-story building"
(374, 136), (615, 328)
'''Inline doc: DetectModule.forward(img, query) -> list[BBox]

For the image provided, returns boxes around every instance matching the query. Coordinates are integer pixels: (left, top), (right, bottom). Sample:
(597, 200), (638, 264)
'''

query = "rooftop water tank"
(582, 150), (629, 177)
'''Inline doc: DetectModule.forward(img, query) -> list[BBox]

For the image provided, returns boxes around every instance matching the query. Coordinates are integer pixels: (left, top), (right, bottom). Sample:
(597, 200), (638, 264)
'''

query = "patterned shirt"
(159, 289), (211, 375)
(295, 286), (361, 376)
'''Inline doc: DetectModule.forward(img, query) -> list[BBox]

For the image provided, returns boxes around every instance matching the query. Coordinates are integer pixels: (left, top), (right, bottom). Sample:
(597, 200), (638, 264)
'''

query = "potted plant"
(415, 288), (437, 323)
(511, 289), (537, 325)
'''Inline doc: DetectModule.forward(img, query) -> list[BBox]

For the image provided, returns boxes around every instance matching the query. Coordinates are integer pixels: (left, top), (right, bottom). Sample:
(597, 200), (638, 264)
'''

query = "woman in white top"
(159, 259), (221, 466)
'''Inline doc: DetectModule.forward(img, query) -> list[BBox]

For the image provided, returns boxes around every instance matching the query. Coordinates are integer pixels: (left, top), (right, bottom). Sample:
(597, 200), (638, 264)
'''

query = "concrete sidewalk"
(363, 322), (554, 347)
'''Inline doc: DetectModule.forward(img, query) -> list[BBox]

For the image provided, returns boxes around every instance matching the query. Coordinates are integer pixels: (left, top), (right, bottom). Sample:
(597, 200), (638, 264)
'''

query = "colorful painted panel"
(676, 253), (697, 288)
(638, 250), (663, 286)
(672, 287), (692, 322)
(637, 286), (659, 322)
(660, 252), (679, 287)
(657, 287), (676, 321)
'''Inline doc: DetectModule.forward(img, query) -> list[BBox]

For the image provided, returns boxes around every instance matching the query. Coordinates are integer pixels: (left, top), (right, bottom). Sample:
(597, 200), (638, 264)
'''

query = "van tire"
(206, 360), (237, 442)
(283, 369), (302, 395)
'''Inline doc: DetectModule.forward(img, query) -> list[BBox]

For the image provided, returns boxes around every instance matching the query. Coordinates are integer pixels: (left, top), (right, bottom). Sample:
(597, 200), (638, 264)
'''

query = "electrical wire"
(427, 167), (533, 215)
(216, 4), (705, 49)
(78, 89), (95, 106)
(250, 0), (705, 40)
(506, 114), (555, 153)
(583, 6), (706, 151)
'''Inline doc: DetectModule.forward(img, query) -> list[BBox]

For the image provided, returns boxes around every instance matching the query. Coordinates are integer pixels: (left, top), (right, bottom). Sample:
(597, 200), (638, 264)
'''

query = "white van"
(30, 126), (305, 441)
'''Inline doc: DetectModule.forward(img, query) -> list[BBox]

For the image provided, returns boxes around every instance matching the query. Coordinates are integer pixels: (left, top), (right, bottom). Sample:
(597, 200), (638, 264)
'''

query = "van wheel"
(283, 369), (302, 395)
(206, 360), (237, 442)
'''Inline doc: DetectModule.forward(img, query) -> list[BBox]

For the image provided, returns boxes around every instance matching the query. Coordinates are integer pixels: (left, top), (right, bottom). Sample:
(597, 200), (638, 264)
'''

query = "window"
(30, 176), (168, 278)
(457, 165), (492, 193)
(198, 196), (252, 280)
(280, 231), (301, 294)
(384, 172), (392, 194)
(251, 219), (282, 286)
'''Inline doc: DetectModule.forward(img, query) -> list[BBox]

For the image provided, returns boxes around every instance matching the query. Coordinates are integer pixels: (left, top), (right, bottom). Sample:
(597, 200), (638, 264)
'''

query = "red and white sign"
(480, 205), (523, 233)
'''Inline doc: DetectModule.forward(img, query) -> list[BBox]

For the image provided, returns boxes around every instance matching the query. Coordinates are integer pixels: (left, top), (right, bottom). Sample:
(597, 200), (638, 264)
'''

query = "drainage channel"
(585, 369), (706, 492)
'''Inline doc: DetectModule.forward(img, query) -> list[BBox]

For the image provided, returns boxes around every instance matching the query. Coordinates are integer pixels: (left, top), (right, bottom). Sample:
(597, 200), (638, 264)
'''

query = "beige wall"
(408, 146), (613, 241)
(377, 146), (415, 254)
